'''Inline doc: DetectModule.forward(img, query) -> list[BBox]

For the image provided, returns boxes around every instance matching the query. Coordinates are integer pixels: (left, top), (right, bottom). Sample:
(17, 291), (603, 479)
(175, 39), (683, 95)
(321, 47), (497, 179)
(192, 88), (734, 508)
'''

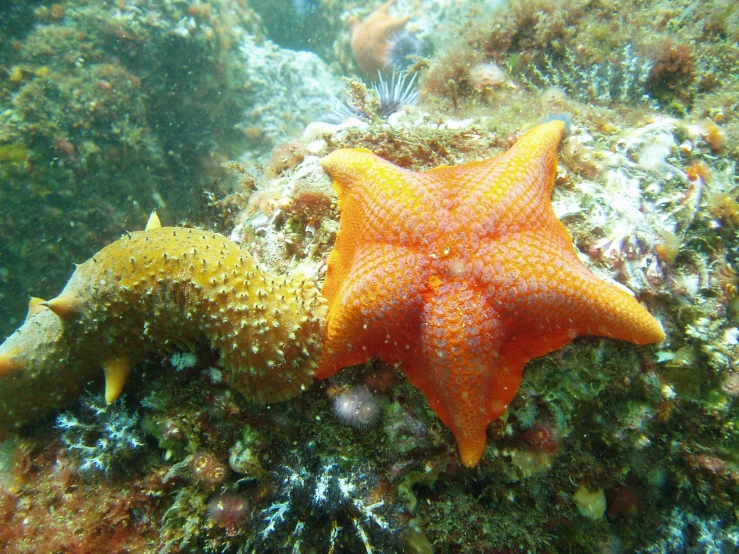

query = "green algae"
(0, 144), (27, 163)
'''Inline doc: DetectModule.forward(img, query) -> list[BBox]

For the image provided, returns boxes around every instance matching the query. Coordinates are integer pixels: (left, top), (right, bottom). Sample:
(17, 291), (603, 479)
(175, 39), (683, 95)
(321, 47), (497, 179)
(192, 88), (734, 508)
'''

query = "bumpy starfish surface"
(349, 0), (410, 76)
(317, 120), (665, 468)
(0, 214), (326, 435)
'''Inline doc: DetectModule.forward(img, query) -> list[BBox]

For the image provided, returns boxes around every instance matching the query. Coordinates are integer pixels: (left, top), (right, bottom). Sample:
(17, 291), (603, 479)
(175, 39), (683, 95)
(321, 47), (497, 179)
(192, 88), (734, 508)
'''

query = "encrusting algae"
(0, 213), (327, 435)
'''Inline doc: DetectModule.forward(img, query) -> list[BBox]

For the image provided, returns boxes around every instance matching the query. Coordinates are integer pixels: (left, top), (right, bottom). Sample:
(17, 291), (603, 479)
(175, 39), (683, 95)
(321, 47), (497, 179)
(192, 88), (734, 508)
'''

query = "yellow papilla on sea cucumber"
(0, 215), (327, 434)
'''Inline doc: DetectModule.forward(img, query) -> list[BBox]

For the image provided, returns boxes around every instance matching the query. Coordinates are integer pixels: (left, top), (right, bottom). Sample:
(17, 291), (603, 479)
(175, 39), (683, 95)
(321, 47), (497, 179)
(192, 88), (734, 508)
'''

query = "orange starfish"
(349, 0), (410, 77)
(317, 120), (665, 468)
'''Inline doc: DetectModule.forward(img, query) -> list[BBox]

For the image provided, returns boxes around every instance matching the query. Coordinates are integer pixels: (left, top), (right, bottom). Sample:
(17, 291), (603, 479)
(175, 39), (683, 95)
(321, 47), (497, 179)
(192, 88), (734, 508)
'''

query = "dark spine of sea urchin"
(327, 71), (420, 124)
(385, 30), (424, 72)
(374, 71), (420, 118)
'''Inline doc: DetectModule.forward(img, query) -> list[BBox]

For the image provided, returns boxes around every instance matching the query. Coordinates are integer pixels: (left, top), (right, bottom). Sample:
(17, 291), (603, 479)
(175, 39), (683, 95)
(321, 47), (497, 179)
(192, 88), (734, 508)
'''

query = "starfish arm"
(436, 120), (566, 236)
(478, 226), (664, 364)
(317, 244), (430, 378)
(322, 149), (443, 243)
(376, 0), (397, 17)
(408, 280), (514, 468)
(374, 15), (411, 42)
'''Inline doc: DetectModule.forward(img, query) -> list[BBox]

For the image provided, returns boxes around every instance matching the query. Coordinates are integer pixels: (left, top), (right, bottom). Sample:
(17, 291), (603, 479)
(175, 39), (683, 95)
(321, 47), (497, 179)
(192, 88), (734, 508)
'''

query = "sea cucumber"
(0, 215), (327, 435)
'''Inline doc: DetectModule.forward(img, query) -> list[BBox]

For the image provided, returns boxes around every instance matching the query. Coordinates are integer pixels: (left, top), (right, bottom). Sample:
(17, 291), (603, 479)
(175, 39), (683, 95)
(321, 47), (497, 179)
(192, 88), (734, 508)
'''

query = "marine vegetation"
(0, 0), (265, 339)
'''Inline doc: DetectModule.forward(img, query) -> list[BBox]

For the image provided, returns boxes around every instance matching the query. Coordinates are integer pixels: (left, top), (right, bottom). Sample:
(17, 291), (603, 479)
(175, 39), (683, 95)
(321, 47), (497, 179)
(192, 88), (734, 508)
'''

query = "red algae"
(0, 443), (167, 553)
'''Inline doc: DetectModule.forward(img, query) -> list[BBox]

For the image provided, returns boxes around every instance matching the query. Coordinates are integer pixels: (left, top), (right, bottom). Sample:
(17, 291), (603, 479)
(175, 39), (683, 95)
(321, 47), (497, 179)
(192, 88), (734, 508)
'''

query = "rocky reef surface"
(1, 0), (738, 552)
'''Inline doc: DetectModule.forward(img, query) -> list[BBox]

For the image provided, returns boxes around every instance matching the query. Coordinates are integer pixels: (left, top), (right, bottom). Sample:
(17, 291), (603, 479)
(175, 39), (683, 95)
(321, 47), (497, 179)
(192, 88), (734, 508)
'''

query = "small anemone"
(207, 493), (250, 536)
(333, 386), (383, 429)
(327, 71), (420, 124)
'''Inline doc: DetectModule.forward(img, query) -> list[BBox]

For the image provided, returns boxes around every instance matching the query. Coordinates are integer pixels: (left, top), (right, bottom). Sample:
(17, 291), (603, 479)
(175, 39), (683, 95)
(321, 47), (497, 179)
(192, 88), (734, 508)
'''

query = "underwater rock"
(239, 36), (343, 159)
